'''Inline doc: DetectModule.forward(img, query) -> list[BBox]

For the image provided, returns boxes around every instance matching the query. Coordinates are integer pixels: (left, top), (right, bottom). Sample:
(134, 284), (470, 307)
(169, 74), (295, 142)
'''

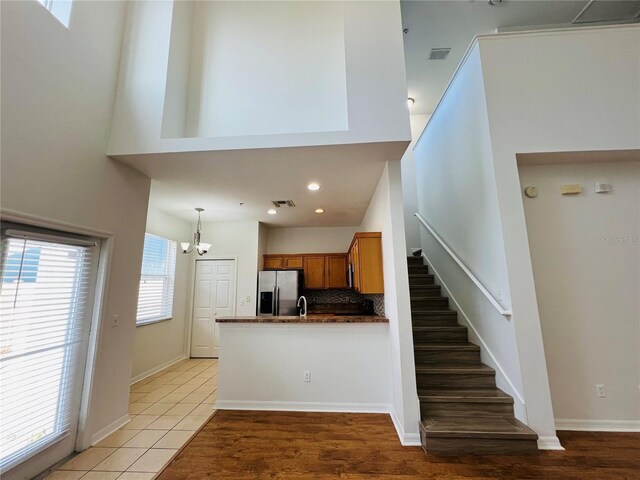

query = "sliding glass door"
(0, 223), (99, 475)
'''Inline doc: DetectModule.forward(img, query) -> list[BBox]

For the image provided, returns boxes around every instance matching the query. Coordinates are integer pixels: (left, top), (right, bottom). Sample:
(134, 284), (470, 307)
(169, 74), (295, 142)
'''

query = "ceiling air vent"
(271, 200), (296, 208)
(573, 0), (640, 24)
(429, 48), (451, 61)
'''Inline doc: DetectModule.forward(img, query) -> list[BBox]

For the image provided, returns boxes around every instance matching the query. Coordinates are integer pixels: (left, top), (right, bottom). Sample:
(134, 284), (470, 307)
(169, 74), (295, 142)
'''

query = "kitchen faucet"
(297, 296), (307, 317)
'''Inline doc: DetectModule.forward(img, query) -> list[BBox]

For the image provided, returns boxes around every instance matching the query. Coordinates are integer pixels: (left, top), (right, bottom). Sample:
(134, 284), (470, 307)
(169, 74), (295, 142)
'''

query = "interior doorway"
(190, 259), (236, 358)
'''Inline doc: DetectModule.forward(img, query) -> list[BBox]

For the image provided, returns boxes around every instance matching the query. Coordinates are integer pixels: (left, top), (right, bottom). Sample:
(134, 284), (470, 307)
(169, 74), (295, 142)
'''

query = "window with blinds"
(136, 234), (177, 325)
(0, 225), (97, 473)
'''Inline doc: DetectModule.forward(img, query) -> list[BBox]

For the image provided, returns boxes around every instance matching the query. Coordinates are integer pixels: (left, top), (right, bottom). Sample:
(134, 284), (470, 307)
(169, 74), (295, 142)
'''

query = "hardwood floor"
(157, 411), (640, 480)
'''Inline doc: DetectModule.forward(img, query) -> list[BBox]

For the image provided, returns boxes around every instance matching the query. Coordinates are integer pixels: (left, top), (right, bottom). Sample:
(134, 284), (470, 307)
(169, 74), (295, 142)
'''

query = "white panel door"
(191, 259), (236, 358)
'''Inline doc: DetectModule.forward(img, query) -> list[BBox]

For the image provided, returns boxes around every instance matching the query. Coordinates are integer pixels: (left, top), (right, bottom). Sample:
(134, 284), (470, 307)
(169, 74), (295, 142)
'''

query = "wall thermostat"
(524, 186), (538, 198)
(594, 183), (611, 193)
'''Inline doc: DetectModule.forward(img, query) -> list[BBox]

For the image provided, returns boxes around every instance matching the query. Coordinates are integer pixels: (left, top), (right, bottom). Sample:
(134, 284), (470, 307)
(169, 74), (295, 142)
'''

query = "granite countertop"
(216, 314), (388, 324)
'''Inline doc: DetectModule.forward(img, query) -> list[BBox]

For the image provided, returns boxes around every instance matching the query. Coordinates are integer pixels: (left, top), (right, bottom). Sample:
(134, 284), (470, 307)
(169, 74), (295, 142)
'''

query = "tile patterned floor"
(44, 359), (217, 480)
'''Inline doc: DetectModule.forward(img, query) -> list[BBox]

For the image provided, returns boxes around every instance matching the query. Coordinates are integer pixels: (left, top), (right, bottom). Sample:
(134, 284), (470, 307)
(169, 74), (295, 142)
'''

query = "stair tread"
(421, 416), (538, 440)
(414, 344), (479, 351)
(412, 309), (456, 313)
(419, 389), (513, 403)
(413, 326), (467, 331)
(415, 366), (495, 374)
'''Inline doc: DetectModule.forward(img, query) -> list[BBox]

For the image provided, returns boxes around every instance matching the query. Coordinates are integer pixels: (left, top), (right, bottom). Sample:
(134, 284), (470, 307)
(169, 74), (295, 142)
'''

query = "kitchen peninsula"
(214, 312), (391, 414)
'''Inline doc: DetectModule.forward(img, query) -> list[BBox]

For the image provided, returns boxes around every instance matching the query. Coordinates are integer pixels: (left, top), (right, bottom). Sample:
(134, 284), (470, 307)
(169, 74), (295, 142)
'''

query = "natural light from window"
(38, 0), (72, 28)
(136, 234), (177, 326)
(0, 232), (94, 472)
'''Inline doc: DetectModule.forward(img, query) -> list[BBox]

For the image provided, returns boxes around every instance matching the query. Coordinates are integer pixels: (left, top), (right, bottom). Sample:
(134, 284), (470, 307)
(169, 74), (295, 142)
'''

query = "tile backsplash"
(303, 289), (385, 316)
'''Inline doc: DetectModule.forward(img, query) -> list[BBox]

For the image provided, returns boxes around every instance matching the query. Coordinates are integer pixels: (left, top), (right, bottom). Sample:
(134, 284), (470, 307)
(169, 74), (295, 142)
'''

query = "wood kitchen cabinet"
(263, 253), (349, 290)
(348, 232), (383, 294)
(263, 255), (302, 270)
(325, 255), (348, 289)
(303, 256), (326, 289)
(284, 256), (303, 269)
(263, 256), (284, 269)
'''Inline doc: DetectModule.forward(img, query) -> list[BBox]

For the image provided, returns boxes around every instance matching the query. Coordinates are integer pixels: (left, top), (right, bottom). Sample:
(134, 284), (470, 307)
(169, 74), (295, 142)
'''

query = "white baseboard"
(556, 419), (640, 432)
(90, 413), (130, 446)
(537, 435), (564, 450)
(214, 400), (390, 414)
(130, 354), (187, 385)
(389, 408), (421, 446)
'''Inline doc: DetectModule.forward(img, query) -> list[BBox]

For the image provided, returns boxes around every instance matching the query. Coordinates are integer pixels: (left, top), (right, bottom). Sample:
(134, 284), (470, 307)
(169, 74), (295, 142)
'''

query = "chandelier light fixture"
(181, 208), (211, 255)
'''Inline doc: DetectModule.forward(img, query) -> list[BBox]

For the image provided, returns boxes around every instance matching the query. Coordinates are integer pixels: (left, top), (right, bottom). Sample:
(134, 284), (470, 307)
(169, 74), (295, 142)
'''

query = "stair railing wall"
(414, 212), (512, 317)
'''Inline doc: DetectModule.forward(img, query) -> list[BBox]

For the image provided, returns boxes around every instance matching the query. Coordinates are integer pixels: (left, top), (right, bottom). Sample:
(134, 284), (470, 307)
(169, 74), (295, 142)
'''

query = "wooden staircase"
(408, 256), (538, 455)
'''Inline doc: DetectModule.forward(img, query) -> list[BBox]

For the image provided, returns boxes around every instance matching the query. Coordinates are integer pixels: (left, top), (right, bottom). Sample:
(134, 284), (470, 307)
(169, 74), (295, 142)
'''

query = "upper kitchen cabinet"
(263, 253), (349, 290)
(303, 256), (326, 289)
(263, 256), (284, 270)
(349, 233), (383, 294)
(263, 255), (303, 270)
(325, 255), (349, 289)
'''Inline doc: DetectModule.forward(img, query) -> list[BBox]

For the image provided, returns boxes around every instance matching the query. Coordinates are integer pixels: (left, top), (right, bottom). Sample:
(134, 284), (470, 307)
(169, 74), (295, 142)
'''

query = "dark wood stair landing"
(407, 256), (538, 455)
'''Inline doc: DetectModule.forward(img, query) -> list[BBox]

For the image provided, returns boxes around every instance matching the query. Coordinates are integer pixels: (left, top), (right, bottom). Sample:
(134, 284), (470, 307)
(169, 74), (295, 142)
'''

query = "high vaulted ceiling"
(402, 0), (640, 115)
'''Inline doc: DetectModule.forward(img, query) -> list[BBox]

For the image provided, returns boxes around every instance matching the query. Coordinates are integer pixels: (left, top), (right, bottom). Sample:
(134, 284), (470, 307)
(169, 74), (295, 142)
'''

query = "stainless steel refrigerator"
(258, 270), (300, 316)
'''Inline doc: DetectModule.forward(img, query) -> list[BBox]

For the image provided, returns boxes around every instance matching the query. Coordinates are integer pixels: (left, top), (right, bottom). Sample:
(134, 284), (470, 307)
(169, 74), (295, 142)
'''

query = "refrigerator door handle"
(275, 285), (280, 316)
(272, 286), (277, 316)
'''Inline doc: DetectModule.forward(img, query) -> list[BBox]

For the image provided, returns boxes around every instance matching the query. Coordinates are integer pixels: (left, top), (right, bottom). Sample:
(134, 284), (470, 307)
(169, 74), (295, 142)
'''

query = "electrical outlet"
(303, 371), (311, 383)
(245, 296), (251, 303)
(111, 314), (119, 328)
(596, 384), (606, 398)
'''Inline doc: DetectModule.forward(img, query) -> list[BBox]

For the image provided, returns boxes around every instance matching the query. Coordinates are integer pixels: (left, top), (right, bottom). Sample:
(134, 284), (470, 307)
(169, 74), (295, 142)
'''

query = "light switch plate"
(561, 184), (582, 195)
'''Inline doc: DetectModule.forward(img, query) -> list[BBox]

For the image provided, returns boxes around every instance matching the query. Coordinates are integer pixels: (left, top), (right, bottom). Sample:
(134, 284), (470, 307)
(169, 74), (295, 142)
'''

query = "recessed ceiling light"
(267, 209), (277, 215)
(407, 98), (415, 108)
(307, 182), (321, 191)
(315, 208), (325, 214)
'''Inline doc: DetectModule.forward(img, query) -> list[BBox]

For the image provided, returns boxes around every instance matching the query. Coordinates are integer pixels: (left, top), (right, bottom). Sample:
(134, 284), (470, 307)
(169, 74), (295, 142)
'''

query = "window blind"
(136, 234), (176, 325)
(0, 228), (96, 472)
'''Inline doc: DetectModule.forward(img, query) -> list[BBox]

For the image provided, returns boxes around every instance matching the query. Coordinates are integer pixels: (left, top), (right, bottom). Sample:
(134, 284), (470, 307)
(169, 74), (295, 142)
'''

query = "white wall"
(519, 160), (640, 428)
(131, 204), (193, 381)
(1, 1), (151, 477)
(413, 45), (526, 419)
(401, 114), (429, 253)
(265, 226), (358, 254)
(360, 162), (420, 445)
(412, 24), (640, 448)
(184, 1), (348, 138)
(198, 221), (261, 316)
(216, 324), (391, 410)
(479, 25), (640, 442)
(108, 0), (410, 155)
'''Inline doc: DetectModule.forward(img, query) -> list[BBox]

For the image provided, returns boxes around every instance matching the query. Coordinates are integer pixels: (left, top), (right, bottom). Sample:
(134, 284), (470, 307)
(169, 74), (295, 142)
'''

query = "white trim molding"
(89, 414), (131, 446)
(214, 400), (390, 414)
(537, 436), (564, 451)
(130, 354), (188, 385)
(389, 409), (421, 446)
(556, 419), (640, 432)
(415, 213), (512, 317)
